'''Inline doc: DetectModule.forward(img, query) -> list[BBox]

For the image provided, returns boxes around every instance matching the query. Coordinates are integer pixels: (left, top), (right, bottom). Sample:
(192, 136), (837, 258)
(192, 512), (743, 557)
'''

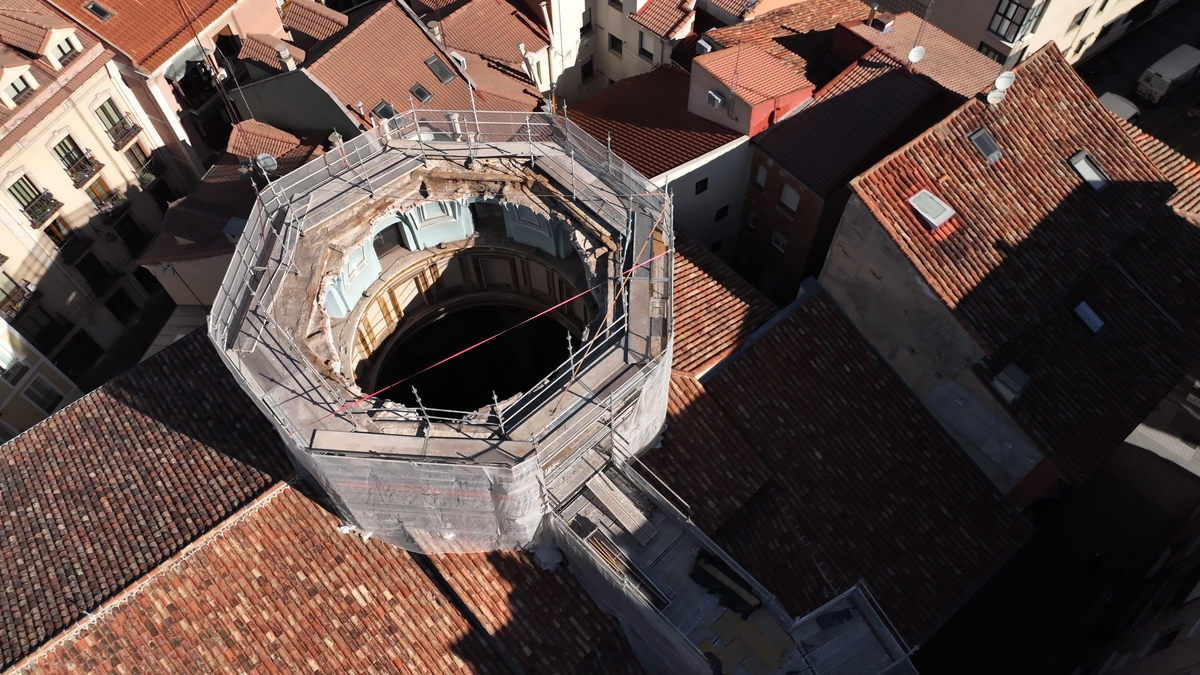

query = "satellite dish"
(255, 152), (278, 174)
(994, 71), (1016, 91)
(986, 89), (1007, 105)
(908, 46), (925, 64)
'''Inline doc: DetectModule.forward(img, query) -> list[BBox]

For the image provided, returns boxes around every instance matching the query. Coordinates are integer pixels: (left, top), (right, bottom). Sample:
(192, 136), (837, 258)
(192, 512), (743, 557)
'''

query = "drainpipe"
(540, 1), (561, 82)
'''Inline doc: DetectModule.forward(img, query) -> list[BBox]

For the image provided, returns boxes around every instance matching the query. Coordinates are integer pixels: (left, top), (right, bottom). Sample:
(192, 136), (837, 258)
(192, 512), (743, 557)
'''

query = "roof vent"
(1074, 301), (1104, 332)
(993, 363), (1031, 403)
(1069, 150), (1108, 191)
(696, 37), (713, 54)
(448, 51), (467, 71)
(870, 12), (895, 32)
(969, 128), (1002, 164)
(908, 189), (955, 229)
(410, 83), (433, 103)
(372, 100), (396, 119)
(707, 90), (725, 109)
(424, 55), (455, 84)
(84, 1), (112, 20)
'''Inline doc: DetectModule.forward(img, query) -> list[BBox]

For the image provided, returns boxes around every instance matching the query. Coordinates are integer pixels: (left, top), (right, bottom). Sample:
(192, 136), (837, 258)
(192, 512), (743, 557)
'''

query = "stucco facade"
(0, 315), (78, 438)
(651, 135), (750, 258)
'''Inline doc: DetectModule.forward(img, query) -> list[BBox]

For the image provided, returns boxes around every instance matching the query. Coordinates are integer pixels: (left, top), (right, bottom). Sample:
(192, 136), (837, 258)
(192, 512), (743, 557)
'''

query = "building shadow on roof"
(771, 28), (846, 90)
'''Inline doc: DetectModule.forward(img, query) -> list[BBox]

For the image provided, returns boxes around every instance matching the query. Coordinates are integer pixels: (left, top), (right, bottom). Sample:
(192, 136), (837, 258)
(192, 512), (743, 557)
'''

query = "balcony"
(91, 192), (130, 224)
(0, 282), (37, 322)
(59, 230), (94, 265)
(105, 113), (142, 150)
(20, 191), (64, 228)
(135, 156), (165, 187)
(62, 151), (104, 188)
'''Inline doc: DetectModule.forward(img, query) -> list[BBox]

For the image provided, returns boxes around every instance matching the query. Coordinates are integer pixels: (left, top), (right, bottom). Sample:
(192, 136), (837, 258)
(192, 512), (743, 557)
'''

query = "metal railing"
(62, 151), (103, 188)
(20, 191), (63, 228)
(209, 109), (671, 456)
(135, 156), (165, 187)
(104, 113), (141, 150)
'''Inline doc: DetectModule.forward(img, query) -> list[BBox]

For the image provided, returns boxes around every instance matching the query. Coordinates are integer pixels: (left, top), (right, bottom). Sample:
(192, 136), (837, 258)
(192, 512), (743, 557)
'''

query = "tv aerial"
(908, 46), (925, 65)
(986, 71), (1016, 107)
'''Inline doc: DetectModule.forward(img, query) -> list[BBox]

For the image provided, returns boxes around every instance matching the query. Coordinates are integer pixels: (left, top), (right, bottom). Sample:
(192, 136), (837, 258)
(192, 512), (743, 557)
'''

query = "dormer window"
(51, 38), (80, 67)
(2, 75), (32, 106)
(1069, 150), (1108, 191)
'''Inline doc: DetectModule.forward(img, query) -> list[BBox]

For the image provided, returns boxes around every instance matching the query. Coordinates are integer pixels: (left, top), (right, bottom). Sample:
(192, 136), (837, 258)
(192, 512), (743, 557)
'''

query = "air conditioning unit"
(707, 90), (725, 109)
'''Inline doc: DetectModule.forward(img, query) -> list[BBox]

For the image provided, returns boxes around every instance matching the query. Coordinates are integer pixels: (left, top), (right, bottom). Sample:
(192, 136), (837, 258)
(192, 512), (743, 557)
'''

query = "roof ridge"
(8, 481), (298, 673)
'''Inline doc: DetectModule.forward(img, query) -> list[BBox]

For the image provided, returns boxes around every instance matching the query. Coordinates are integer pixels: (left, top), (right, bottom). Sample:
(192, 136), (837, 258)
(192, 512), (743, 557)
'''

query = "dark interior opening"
(371, 303), (579, 414)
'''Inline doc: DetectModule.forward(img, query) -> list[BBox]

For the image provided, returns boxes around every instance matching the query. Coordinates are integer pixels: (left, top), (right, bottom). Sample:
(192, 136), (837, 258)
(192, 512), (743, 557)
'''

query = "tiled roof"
(305, 1), (535, 120)
(693, 43), (812, 104)
(430, 551), (646, 674)
(47, 0), (240, 71)
(642, 374), (772, 533)
(630, 0), (694, 40)
(282, 0), (349, 40)
(225, 118), (303, 159)
(700, 288), (1030, 642)
(756, 51), (939, 196)
(847, 13), (1002, 97)
(670, 230), (776, 375)
(1113, 114), (1200, 220)
(0, 6), (72, 54)
(0, 331), (292, 669)
(850, 45), (1173, 349)
(566, 66), (741, 179)
(705, 0), (870, 90)
(12, 484), (510, 674)
(237, 33), (306, 73)
(440, 0), (548, 66)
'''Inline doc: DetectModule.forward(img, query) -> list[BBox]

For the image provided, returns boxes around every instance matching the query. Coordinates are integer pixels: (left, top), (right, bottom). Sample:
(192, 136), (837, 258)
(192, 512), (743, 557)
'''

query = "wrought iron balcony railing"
(135, 156), (165, 187)
(105, 113), (141, 150)
(91, 191), (129, 224)
(59, 230), (94, 265)
(62, 151), (103, 188)
(0, 282), (37, 322)
(21, 191), (63, 228)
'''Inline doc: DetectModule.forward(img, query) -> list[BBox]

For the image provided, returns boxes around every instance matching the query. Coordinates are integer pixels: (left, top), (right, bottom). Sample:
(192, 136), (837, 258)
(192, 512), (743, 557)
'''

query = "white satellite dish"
(994, 71), (1016, 91)
(986, 89), (1007, 105)
(908, 45), (925, 64)
(255, 152), (278, 174)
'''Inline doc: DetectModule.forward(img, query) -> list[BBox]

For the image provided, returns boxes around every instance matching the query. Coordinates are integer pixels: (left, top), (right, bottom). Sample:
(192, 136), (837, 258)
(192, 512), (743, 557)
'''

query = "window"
(73, 252), (110, 290)
(581, 57), (594, 80)
(424, 55), (456, 84)
(609, 33), (622, 55)
(1074, 301), (1104, 332)
(755, 165), (767, 186)
(779, 184), (800, 212)
(24, 376), (63, 413)
(695, 178), (708, 195)
(1069, 7), (1089, 29)
(638, 31), (653, 60)
(1098, 20), (1116, 39)
(988, 0), (1047, 42)
(707, 90), (725, 109)
(373, 222), (403, 258)
(715, 205), (728, 221)
(608, 0), (622, 9)
(8, 175), (40, 208)
(581, 8), (592, 34)
(908, 189), (955, 228)
(1074, 33), (1093, 55)
(371, 100), (396, 119)
(745, 211), (757, 230)
(993, 363), (1031, 402)
(3, 76), (32, 105)
(969, 128), (1003, 164)
(770, 230), (787, 253)
(44, 217), (71, 248)
(83, 1), (112, 20)
(410, 83), (433, 104)
(1098, 0), (1108, 9)
(95, 98), (122, 131)
(1070, 150), (1108, 191)
(86, 176), (115, 206)
(125, 142), (149, 170)
(1145, 628), (1181, 656)
(104, 288), (137, 325)
(51, 38), (79, 66)
(978, 42), (1005, 63)
(53, 136), (84, 166)
(0, 340), (29, 386)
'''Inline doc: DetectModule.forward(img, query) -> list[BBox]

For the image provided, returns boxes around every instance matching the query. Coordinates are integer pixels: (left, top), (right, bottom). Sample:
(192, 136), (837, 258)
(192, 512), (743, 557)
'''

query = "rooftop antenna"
(987, 71), (1016, 108)
(907, 45), (925, 66)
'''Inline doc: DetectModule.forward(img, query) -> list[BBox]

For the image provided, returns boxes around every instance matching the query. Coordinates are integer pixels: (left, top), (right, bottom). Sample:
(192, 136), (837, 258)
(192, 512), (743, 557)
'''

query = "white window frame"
(770, 229), (787, 253)
(779, 184), (800, 213)
(755, 165), (767, 186)
(1070, 150), (1108, 191)
(22, 375), (63, 414)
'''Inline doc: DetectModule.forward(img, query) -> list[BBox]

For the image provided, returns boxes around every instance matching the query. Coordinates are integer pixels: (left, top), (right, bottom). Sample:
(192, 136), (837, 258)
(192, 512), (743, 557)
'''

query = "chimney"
(867, 2), (878, 24)
(427, 20), (442, 42)
(275, 43), (297, 71)
(870, 11), (896, 32)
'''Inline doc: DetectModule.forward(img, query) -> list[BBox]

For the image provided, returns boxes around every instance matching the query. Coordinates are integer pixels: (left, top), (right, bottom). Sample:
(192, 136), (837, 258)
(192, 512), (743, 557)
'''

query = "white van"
(1136, 44), (1200, 104)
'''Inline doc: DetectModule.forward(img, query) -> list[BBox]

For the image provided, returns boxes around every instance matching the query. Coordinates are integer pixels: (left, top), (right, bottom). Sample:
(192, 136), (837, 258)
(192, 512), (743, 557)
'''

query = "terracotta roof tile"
(847, 13), (1002, 97)
(225, 118), (303, 159)
(850, 45), (1172, 349)
(430, 551), (646, 674)
(630, 0), (694, 40)
(282, 0), (349, 40)
(566, 66), (741, 179)
(0, 332), (292, 669)
(440, 0), (548, 66)
(701, 289), (1030, 642)
(1113, 113), (1200, 220)
(693, 43), (812, 104)
(237, 33), (305, 73)
(757, 50), (939, 195)
(705, 0), (870, 90)
(49, 0), (241, 71)
(0, 6), (71, 54)
(670, 231), (776, 375)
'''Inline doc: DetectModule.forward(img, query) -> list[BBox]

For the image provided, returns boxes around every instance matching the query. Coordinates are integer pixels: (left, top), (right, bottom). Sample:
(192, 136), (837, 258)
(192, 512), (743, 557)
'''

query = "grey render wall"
(819, 195), (1042, 495)
(657, 138), (751, 262)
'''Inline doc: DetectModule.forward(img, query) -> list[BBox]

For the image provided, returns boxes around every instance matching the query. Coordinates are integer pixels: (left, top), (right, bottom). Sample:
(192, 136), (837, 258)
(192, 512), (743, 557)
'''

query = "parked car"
(1136, 44), (1200, 104)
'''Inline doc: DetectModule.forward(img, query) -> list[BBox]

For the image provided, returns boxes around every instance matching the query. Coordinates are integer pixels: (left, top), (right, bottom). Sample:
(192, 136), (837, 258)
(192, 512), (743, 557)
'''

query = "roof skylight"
(1069, 150), (1108, 191)
(409, 84), (433, 104)
(84, 1), (112, 20)
(908, 189), (955, 229)
(969, 128), (1002, 164)
(371, 100), (396, 119)
(1074, 301), (1104, 333)
(424, 55), (455, 84)
(993, 363), (1031, 403)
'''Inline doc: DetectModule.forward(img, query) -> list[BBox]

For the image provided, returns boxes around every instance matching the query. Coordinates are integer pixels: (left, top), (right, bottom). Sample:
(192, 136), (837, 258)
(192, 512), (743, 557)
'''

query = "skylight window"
(371, 100), (396, 119)
(424, 55), (455, 84)
(84, 1), (112, 20)
(409, 84), (433, 104)
(969, 128), (1003, 164)
(1074, 301), (1104, 332)
(1069, 150), (1108, 191)
(908, 189), (955, 229)
(993, 363), (1031, 403)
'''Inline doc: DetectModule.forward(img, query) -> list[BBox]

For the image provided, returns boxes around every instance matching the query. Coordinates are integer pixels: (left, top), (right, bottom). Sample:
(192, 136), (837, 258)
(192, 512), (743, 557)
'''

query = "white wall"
(652, 136), (749, 259)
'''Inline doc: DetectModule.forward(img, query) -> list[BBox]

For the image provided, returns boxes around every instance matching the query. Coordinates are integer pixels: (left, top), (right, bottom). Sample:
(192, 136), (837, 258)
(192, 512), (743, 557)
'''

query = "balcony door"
(95, 99), (122, 132)
(7, 176), (39, 208)
(53, 136), (84, 166)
